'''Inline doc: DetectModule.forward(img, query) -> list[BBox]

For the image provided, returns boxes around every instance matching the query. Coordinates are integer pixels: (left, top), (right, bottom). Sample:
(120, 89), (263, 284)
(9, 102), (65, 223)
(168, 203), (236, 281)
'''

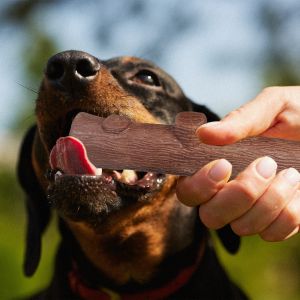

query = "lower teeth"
(54, 170), (63, 180)
(95, 168), (103, 176)
(120, 169), (138, 184)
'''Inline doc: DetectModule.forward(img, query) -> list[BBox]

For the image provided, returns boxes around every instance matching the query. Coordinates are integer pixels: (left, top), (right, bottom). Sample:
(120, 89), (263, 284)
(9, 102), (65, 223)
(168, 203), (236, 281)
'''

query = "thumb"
(197, 87), (286, 145)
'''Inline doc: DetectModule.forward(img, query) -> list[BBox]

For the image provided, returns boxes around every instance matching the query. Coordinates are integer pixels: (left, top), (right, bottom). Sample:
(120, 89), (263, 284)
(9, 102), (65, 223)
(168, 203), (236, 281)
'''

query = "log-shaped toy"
(69, 112), (300, 177)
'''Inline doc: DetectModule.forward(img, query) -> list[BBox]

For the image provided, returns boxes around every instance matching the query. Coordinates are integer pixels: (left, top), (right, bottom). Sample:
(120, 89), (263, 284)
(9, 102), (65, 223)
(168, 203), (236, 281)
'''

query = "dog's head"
(18, 51), (238, 279)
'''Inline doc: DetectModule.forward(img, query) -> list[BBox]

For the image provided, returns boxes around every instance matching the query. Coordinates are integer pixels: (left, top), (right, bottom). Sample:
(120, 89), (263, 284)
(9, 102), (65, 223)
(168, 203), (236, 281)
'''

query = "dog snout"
(45, 50), (101, 89)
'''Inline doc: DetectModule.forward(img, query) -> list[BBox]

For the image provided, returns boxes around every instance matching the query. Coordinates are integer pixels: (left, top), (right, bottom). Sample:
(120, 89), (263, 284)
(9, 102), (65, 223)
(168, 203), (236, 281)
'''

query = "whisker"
(16, 82), (38, 94)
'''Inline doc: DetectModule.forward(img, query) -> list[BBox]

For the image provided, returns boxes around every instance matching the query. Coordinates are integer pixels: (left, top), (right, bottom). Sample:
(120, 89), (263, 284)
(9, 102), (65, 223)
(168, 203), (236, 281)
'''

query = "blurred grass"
(1, 162), (300, 299)
(213, 231), (300, 300)
(0, 166), (59, 300)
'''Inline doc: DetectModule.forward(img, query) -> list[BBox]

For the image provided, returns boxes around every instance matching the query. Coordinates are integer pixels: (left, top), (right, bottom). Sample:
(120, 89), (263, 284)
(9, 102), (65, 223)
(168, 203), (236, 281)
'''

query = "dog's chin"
(47, 172), (166, 227)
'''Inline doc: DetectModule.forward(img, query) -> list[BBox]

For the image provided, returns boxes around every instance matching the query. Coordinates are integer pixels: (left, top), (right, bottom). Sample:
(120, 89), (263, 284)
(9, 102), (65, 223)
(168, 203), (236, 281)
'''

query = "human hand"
(176, 87), (300, 241)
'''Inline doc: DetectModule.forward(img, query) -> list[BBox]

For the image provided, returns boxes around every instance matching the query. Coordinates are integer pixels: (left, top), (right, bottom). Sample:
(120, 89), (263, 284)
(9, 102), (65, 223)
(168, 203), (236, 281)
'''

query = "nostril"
(76, 58), (100, 78)
(46, 61), (65, 81)
(45, 51), (100, 85)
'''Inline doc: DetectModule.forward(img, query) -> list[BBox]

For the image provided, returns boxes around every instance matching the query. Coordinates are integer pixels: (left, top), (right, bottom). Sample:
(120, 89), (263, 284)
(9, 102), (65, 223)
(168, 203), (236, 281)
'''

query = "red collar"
(68, 243), (205, 300)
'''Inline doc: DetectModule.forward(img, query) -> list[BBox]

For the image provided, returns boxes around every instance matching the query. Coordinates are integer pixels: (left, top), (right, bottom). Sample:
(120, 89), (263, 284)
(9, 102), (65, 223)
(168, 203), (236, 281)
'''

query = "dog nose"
(45, 50), (100, 85)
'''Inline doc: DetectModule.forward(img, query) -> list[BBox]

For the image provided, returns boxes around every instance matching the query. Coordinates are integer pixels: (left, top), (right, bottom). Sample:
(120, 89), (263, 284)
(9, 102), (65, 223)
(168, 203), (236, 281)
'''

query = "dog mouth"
(48, 135), (164, 191)
(46, 111), (165, 225)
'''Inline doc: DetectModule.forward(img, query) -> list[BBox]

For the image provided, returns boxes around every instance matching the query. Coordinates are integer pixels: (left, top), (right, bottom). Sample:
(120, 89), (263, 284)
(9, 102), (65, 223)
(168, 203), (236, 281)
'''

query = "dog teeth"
(95, 168), (102, 176)
(54, 170), (63, 181)
(113, 170), (122, 180)
(120, 169), (138, 184)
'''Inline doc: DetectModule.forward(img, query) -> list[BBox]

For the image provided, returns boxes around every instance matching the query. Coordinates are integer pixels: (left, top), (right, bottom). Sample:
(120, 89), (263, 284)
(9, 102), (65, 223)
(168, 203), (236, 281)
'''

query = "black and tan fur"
(18, 50), (247, 299)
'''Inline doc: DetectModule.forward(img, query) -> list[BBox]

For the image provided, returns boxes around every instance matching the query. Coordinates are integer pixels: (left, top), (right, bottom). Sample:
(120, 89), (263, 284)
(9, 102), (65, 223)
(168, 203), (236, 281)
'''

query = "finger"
(197, 87), (287, 145)
(259, 190), (300, 241)
(176, 159), (232, 207)
(260, 87), (300, 141)
(199, 156), (277, 229)
(261, 112), (300, 141)
(231, 168), (300, 236)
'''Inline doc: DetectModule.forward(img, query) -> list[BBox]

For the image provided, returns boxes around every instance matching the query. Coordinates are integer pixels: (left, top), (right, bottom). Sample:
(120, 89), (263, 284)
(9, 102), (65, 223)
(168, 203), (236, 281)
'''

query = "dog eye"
(132, 70), (161, 87)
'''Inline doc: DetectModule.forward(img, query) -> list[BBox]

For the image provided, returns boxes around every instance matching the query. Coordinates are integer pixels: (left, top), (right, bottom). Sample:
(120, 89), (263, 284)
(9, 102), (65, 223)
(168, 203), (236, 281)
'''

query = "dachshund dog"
(18, 50), (248, 299)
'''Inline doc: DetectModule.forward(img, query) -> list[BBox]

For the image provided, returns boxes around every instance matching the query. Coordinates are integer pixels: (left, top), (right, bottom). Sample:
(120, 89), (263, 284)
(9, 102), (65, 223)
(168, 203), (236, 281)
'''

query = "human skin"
(176, 86), (300, 241)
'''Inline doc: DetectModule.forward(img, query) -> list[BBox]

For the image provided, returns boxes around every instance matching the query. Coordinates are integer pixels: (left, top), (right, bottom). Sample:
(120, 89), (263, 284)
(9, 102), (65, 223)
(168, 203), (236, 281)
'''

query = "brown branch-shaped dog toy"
(69, 112), (300, 177)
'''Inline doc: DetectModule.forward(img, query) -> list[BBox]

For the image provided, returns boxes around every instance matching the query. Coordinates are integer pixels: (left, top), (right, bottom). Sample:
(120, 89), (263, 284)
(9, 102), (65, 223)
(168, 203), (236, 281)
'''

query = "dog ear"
(17, 125), (51, 276)
(190, 100), (241, 254)
(216, 225), (240, 254)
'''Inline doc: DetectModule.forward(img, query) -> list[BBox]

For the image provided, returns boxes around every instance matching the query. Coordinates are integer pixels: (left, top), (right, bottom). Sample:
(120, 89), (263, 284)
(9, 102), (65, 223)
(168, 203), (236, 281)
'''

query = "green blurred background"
(1, 1), (300, 299)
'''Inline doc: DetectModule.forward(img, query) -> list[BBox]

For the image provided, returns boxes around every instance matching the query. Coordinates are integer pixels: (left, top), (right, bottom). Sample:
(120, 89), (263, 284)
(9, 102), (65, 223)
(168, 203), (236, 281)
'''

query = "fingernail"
(196, 122), (221, 142)
(208, 159), (232, 182)
(256, 156), (277, 179)
(197, 121), (221, 131)
(284, 168), (300, 186)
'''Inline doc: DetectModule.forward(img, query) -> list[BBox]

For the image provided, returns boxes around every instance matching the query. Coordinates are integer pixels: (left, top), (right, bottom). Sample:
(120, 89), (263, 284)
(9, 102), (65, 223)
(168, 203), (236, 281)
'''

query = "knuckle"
(224, 108), (244, 126)
(231, 220), (255, 236)
(261, 86), (289, 108)
(232, 180), (258, 207)
(199, 206), (223, 229)
(270, 184), (287, 201)
(225, 108), (242, 119)
(230, 222), (247, 236)
(198, 206), (211, 227)
(284, 204), (300, 227)
(261, 86), (281, 97)
(222, 108), (251, 143)
(259, 231), (279, 242)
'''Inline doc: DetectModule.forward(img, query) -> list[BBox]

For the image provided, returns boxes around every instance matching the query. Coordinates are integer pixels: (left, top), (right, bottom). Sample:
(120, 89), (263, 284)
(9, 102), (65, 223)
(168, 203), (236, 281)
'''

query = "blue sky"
(0, 0), (298, 137)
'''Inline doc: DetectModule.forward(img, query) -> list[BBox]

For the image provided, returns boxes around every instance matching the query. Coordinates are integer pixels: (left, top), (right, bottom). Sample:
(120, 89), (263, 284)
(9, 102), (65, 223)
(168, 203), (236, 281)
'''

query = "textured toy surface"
(69, 112), (300, 177)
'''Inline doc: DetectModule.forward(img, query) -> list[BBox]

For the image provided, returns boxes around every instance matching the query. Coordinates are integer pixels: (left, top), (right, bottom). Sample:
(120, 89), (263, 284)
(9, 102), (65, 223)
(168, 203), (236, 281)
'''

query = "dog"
(18, 50), (248, 299)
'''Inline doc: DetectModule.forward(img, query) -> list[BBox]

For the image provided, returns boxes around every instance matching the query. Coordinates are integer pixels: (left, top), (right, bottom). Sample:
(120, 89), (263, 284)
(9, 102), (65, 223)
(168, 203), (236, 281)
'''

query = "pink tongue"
(49, 136), (97, 175)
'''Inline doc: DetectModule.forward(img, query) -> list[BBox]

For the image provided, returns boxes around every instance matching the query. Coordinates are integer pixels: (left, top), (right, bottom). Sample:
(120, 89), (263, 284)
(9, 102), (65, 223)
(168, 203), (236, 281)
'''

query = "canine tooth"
(95, 168), (103, 176)
(54, 170), (63, 181)
(113, 170), (122, 180)
(121, 169), (138, 184)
